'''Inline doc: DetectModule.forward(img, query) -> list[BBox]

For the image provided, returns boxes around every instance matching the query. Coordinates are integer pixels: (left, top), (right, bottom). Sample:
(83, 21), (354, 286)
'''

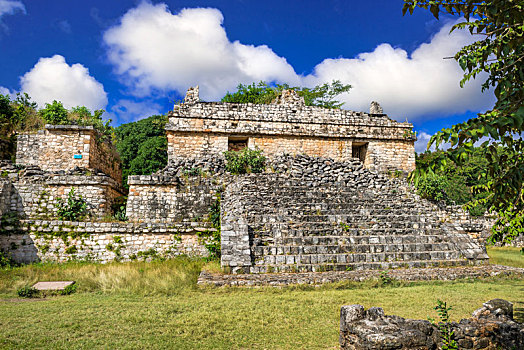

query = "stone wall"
(167, 132), (227, 159)
(16, 125), (122, 182)
(0, 178), (11, 217)
(0, 162), (124, 220)
(1, 220), (211, 264)
(365, 139), (416, 173)
(126, 174), (222, 223)
(340, 299), (524, 349)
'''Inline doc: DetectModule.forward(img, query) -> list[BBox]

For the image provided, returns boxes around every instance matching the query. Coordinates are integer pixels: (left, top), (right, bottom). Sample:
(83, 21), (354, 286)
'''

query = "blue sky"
(0, 0), (494, 151)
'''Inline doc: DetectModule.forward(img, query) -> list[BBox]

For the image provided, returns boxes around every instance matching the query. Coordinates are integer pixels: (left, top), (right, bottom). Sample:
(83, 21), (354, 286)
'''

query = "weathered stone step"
(249, 259), (476, 274)
(249, 213), (428, 224)
(271, 234), (450, 246)
(242, 203), (430, 215)
(253, 227), (440, 239)
(255, 250), (463, 266)
(252, 243), (454, 256)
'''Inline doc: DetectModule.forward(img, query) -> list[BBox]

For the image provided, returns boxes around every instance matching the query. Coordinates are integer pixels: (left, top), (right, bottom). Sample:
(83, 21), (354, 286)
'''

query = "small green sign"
(73, 154), (83, 159)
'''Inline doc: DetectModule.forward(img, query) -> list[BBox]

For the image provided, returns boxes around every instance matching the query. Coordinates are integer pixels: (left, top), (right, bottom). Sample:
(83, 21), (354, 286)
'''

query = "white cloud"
(0, 86), (16, 99)
(0, 0), (24, 17)
(20, 55), (108, 110)
(414, 131), (435, 153)
(103, 2), (299, 100)
(304, 20), (495, 121)
(0, 0), (25, 32)
(107, 99), (163, 124)
(103, 3), (493, 121)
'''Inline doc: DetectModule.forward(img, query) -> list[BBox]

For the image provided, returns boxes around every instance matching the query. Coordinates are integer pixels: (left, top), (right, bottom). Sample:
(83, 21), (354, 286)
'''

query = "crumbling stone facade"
(340, 299), (524, 349)
(0, 122), (212, 264)
(220, 155), (489, 273)
(126, 174), (222, 223)
(1, 161), (124, 220)
(166, 87), (416, 173)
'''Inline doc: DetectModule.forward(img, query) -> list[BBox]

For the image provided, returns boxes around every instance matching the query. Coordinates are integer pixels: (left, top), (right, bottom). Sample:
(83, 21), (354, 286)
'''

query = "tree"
(114, 115), (168, 188)
(403, 1), (524, 243)
(221, 80), (352, 109)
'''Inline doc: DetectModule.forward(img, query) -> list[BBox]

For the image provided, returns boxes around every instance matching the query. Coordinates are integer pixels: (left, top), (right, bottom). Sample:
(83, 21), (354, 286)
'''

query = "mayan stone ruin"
(340, 299), (524, 349)
(0, 87), (491, 274)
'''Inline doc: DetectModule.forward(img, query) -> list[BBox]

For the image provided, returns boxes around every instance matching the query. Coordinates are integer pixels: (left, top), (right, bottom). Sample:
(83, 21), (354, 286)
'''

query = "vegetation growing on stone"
(221, 80), (352, 109)
(55, 187), (88, 221)
(224, 147), (266, 174)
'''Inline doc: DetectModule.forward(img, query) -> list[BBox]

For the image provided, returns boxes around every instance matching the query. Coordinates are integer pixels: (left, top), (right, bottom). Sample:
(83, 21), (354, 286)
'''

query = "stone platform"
(197, 264), (524, 287)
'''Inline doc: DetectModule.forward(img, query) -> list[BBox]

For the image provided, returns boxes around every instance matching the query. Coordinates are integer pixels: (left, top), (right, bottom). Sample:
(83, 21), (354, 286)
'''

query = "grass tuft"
(0, 256), (204, 296)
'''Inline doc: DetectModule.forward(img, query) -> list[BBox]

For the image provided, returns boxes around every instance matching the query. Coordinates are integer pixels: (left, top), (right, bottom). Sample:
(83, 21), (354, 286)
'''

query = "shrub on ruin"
(40, 100), (69, 125)
(55, 187), (88, 221)
(224, 147), (266, 175)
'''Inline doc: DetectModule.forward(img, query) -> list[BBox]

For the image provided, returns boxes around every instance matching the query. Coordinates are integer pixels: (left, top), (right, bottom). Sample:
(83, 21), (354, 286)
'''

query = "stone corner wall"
(340, 299), (524, 350)
(220, 178), (252, 273)
(88, 134), (122, 183)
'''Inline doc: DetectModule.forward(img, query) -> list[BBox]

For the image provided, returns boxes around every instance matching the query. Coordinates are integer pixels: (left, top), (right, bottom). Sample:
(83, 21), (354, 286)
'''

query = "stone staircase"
(220, 155), (489, 273)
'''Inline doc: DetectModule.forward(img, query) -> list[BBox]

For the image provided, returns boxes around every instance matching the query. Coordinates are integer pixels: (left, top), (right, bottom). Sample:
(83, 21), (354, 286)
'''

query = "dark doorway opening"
(352, 142), (368, 163)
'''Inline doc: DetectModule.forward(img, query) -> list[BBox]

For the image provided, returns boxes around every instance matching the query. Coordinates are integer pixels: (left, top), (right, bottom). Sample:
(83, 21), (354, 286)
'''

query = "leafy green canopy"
(114, 115), (168, 189)
(403, 0), (524, 243)
(0, 93), (41, 140)
(221, 80), (352, 109)
(414, 148), (490, 216)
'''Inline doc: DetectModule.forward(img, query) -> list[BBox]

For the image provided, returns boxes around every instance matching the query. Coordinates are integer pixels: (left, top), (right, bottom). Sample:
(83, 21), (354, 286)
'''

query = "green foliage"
(430, 300), (458, 350)
(60, 283), (77, 295)
(208, 194), (221, 230)
(197, 229), (221, 260)
(413, 148), (491, 214)
(111, 196), (128, 222)
(69, 106), (113, 142)
(379, 270), (393, 286)
(55, 188), (88, 221)
(199, 193), (222, 260)
(40, 100), (69, 125)
(0, 250), (15, 269)
(17, 285), (38, 298)
(65, 246), (78, 254)
(221, 80), (352, 109)
(0, 93), (41, 160)
(403, 1), (524, 243)
(224, 147), (266, 175)
(114, 115), (168, 188)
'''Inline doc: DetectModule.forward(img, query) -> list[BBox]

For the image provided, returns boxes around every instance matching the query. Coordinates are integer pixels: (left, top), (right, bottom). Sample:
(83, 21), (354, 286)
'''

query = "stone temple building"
(166, 86), (416, 173)
(0, 87), (490, 274)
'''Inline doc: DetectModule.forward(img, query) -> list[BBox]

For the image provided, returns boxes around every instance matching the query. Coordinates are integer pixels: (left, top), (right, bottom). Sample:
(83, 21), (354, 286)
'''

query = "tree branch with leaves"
(403, 0), (524, 243)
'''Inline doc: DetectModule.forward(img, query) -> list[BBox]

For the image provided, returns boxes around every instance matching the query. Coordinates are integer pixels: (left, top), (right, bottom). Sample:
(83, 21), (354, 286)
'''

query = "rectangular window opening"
(228, 137), (248, 152)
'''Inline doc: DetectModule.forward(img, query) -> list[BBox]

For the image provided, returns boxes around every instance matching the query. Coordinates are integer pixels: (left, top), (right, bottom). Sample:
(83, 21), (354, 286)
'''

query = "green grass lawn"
(0, 248), (522, 349)
(486, 246), (524, 268)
